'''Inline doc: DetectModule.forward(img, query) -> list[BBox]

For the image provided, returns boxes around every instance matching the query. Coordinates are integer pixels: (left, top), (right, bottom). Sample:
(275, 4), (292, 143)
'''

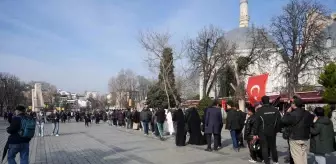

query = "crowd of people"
(2, 95), (336, 164)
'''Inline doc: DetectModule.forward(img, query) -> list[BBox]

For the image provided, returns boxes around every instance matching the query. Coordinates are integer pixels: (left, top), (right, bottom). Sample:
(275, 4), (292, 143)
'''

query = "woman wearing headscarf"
(172, 108), (186, 146)
(185, 107), (205, 145)
(166, 109), (175, 135)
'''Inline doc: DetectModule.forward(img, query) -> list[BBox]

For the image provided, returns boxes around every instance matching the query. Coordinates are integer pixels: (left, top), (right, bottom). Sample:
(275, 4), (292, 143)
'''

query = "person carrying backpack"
(5, 105), (36, 164)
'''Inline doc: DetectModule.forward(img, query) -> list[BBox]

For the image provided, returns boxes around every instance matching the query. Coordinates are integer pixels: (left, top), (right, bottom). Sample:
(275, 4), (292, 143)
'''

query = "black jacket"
(50, 112), (60, 123)
(253, 104), (282, 137)
(6, 113), (31, 144)
(310, 117), (336, 154)
(237, 110), (247, 130)
(125, 111), (132, 119)
(282, 108), (314, 140)
(155, 109), (166, 123)
(244, 115), (257, 141)
(225, 108), (242, 130)
(140, 109), (152, 122)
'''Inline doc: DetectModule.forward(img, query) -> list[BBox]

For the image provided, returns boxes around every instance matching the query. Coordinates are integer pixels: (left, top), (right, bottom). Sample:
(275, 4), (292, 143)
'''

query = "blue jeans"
(52, 122), (59, 135)
(157, 122), (164, 138)
(230, 130), (239, 149)
(142, 121), (149, 134)
(8, 143), (29, 164)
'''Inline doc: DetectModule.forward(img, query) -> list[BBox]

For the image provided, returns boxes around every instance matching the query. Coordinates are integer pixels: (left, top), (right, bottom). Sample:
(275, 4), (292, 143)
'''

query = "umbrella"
(1, 141), (8, 164)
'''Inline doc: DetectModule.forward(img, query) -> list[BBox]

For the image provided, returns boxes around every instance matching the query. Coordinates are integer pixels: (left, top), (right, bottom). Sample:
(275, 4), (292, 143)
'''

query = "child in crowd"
(244, 107), (263, 163)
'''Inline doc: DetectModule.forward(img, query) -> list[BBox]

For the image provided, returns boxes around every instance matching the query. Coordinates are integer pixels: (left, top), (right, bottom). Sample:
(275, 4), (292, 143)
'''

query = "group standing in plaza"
(2, 96), (336, 164)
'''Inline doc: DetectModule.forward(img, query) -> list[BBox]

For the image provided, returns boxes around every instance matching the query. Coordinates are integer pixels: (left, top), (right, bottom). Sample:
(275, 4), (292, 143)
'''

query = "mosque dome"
(224, 27), (274, 50)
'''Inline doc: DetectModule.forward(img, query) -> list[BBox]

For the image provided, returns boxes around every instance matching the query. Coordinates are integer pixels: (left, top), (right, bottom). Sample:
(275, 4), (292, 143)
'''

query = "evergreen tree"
(218, 65), (236, 97)
(158, 47), (180, 108)
(147, 47), (180, 109)
(319, 62), (336, 103)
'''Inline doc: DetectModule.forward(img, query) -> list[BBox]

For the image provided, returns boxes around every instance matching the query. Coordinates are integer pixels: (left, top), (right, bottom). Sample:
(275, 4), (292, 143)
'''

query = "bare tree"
(229, 25), (273, 111)
(108, 69), (139, 108)
(0, 73), (27, 115)
(175, 73), (199, 100)
(138, 30), (183, 108)
(136, 75), (152, 101)
(271, 0), (330, 97)
(187, 25), (236, 98)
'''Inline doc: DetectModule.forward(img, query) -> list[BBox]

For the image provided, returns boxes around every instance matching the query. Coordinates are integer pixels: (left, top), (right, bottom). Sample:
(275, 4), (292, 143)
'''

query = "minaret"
(239, 0), (249, 27)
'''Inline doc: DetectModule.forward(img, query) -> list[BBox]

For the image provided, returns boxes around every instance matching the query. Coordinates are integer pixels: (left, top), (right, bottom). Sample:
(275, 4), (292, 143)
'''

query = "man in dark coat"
(125, 109), (133, 129)
(253, 96), (282, 164)
(282, 97), (314, 164)
(6, 106), (32, 164)
(204, 100), (223, 151)
(225, 100), (242, 152)
(310, 107), (336, 164)
(112, 110), (117, 126)
(140, 108), (152, 135)
(155, 108), (166, 140)
(172, 109), (186, 146)
(117, 110), (125, 127)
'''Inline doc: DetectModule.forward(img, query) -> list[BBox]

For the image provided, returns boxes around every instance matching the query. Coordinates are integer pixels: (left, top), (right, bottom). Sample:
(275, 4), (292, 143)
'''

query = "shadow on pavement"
(37, 147), (155, 164)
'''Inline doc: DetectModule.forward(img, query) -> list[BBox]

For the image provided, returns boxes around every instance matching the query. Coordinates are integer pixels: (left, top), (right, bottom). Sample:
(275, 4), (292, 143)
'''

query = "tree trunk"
(233, 62), (245, 112)
(202, 72), (207, 99)
(165, 75), (180, 108)
(287, 71), (299, 98)
(162, 75), (171, 109)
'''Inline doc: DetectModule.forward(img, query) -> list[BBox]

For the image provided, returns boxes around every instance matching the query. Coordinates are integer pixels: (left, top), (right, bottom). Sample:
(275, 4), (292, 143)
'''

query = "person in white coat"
(330, 108), (336, 133)
(166, 109), (175, 135)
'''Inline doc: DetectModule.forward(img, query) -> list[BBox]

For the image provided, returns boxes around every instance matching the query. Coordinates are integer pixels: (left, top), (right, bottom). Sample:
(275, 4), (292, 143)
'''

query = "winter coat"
(331, 110), (336, 132)
(155, 109), (166, 123)
(204, 107), (222, 134)
(282, 108), (314, 140)
(225, 108), (242, 130)
(310, 116), (336, 155)
(140, 109), (152, 122)
(7, 113), (32, 144)
(253, 104), (282, 137)
(244, 114), (257, 141)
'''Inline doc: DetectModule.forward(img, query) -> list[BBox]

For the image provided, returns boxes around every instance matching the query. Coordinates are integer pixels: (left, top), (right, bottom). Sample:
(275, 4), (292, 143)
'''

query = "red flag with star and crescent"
(246, 73), (269, 105)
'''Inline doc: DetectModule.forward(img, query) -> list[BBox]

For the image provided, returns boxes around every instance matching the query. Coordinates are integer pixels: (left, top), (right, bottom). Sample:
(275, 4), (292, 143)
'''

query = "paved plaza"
(0, 119), (335, 164)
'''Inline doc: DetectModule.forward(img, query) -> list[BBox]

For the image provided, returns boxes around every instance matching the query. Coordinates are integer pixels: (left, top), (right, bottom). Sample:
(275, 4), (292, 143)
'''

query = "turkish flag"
(246, 73), (269, 105)
(221, 100), (226, 111)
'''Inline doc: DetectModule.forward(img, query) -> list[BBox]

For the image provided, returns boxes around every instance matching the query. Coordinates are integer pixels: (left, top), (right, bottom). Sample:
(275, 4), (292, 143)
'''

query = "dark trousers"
(230, 130), (239, 149)
(206, 133), (219, 149)
(238, 129), (244, 146)
(142, 121), (149, 135)
(218, 124), (223, 147)
(260, 135), (278, 164)
(150, 122), (155, 133)
(248, 140), (263, 161)
(126, 120), (133, 129)
(85, 121), (89, 127)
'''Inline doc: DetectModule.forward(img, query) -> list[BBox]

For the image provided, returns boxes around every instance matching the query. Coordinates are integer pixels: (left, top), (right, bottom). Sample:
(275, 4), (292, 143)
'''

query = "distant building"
(32, 83), (44, 112)
(85, 91), (98, 99)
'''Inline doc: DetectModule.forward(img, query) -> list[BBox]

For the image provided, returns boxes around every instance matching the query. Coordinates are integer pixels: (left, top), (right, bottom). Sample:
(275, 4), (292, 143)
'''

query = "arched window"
(326, 36), (332, 48)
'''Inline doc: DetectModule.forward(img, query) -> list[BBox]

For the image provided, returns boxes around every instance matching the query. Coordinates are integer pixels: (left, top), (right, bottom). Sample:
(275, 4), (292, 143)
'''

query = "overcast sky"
(0, 0), (335, 93)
